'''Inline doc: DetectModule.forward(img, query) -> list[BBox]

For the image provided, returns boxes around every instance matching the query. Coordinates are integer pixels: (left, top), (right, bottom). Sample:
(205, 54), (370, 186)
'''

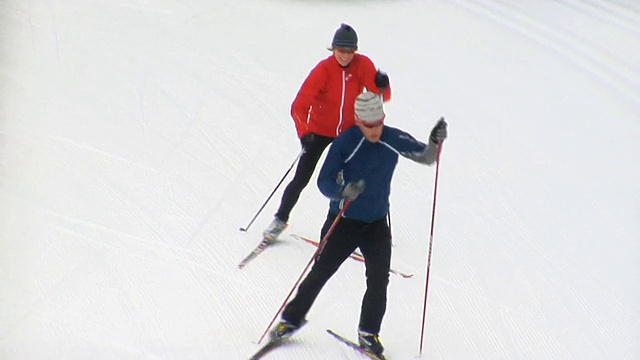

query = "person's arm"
(291, 62), (327, 138)
(317, 140), (345, 200)
(318, 137), (366, 202)
(391, 119), (448, 165)
(409, 142), (438, 165)
(359, 55), (391, 101)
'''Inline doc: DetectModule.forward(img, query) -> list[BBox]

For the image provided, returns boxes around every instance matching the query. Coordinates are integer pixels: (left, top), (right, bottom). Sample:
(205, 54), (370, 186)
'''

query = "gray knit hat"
(331, 23), (358, 50)
(355, 92), (385, 124)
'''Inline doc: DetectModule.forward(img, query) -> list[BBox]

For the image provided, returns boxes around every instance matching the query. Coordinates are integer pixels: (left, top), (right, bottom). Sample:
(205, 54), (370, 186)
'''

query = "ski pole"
(239, 149), (303, 232)
(257, 200), (351, 344)
(387, 205), (392, 245)
(379, 89), (393, 245)
(418, 143), (443, 357)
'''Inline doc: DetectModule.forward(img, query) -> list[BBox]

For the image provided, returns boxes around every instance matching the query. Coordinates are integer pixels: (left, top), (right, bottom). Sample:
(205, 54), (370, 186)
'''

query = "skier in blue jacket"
(268, 91), (448, 357)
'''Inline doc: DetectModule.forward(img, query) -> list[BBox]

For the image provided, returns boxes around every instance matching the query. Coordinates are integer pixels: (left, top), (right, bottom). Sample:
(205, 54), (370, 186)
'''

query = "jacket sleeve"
(317, 139), (346, 200)
(291, 62), (326, 138)
(387, 128), (435, 165)
(359, 55), (392, 102)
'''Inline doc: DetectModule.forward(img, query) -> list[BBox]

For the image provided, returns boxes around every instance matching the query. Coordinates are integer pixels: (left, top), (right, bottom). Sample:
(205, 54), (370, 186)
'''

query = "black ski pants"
(282, 212), (392, 334)
(275, 135), (334, 223)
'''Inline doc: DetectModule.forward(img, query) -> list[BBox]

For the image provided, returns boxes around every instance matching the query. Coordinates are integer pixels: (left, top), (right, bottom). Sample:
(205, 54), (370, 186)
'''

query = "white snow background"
(1, 1), (639, 359)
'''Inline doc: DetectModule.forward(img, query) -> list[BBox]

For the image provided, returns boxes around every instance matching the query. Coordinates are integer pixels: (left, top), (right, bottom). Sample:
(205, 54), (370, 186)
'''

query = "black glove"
(375, 70), (389, 91)
(300, 133), (315, 148)
(429, 118), (448, 144)
(341, 180), (365, 201)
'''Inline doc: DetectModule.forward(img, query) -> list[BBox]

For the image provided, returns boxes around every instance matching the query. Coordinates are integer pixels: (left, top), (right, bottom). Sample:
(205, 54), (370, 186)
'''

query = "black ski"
(248, 338), (285, 359)
(238, 238), (272, 269)
(327, 329), (386, 360)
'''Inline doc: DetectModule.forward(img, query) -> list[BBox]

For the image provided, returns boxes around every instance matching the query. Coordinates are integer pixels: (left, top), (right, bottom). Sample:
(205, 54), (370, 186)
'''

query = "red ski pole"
(257, 200), (352, 344)
(418, 143), (443, 357)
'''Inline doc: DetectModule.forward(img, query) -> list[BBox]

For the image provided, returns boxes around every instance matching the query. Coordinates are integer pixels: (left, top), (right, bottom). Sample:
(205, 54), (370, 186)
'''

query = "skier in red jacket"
(263, 23), (392, 241)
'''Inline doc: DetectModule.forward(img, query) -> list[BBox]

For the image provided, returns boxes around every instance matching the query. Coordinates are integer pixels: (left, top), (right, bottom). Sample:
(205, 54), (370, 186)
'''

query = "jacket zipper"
(336, 70), (346, 136)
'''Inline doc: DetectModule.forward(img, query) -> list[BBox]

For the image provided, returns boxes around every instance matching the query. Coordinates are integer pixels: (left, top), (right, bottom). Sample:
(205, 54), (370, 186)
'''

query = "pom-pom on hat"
(331, 23), (358, 50)
(355, 92), (385, 124)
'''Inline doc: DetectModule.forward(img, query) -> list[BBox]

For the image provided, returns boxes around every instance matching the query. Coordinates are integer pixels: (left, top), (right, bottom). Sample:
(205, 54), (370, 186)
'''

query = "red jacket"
(291, 54), (392, 139)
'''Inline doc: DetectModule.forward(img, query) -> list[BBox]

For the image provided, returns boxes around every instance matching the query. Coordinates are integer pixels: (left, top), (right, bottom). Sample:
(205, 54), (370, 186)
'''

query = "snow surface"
(1, 0), (639, 359)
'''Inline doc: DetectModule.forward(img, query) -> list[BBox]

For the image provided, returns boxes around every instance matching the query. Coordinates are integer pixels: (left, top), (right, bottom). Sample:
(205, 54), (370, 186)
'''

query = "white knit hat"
(354, 91), (385, 124)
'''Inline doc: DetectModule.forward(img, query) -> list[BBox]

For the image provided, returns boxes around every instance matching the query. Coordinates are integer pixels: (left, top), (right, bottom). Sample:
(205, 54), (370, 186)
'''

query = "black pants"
(281, 212), (392, 334)
(275, 135), (334, 222)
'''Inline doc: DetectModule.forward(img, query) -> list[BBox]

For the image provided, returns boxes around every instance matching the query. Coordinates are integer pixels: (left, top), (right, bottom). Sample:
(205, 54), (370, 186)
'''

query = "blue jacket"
(317, 125), (430, 222)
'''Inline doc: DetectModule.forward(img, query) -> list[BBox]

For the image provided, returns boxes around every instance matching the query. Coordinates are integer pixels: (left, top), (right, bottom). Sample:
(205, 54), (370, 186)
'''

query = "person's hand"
(429, 118), (448, 144)
(342, 180), (365, 201)
(300, 133), (315, 148)
(375, 70), (389, 91)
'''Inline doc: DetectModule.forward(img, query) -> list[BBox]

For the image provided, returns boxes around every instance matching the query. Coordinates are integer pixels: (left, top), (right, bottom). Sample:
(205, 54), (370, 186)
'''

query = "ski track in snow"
(451, 0), (640, 106)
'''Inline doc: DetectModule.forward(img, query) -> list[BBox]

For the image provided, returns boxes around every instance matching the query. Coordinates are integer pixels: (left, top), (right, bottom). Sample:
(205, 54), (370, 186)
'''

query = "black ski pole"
(239, 149), (303, 232)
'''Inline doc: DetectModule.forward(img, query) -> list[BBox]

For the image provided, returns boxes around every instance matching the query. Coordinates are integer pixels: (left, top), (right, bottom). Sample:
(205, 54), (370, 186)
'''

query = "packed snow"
(1, 1), (639, 359)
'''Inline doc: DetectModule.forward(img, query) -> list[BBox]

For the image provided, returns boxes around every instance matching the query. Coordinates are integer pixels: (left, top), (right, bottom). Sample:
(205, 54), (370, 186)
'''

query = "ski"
(327, 329), (386, 360)
(291, 234), (414, 278)
(238, 238), (272, 269)
(292, 233), (366, 262)
(247, 338), (285, 360)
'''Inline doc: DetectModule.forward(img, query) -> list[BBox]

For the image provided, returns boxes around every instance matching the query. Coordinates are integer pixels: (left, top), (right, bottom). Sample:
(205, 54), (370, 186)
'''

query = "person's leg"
(280, 214), (360, 325)
(274, 135), (333, 222)
(357, 219), (392, 334)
